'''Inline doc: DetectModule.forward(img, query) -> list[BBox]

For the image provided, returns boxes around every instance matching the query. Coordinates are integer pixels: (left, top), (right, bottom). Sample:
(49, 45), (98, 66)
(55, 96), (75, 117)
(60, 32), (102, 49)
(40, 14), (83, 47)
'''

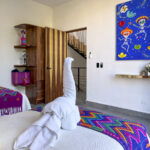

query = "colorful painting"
(116, 0), (150, 60)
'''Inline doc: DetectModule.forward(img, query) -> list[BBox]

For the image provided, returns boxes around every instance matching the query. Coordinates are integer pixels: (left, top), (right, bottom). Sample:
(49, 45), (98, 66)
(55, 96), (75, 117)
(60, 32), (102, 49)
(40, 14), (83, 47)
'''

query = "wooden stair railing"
(68, 33), (87, 59)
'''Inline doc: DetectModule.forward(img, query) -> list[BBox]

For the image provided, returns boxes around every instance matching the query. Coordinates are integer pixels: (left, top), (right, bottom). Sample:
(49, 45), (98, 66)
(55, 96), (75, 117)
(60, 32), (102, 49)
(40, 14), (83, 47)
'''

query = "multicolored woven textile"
(78, 108), (150, 150)
(32, 106), (44, 112)
(0, 87), (22, 116)
(31, 106), (150, 150)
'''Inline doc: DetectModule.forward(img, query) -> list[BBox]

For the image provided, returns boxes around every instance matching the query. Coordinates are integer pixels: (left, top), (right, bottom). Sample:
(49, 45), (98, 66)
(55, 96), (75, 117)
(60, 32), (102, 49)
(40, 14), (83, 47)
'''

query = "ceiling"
(33, 0), (72, 7)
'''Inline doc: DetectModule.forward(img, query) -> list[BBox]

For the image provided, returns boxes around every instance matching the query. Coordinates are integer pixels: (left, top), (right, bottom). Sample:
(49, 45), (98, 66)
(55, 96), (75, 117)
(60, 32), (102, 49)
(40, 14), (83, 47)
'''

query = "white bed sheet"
(22, 93), (31, 112)
(0, 111), (125, 150)
(1, 111), (149, 150)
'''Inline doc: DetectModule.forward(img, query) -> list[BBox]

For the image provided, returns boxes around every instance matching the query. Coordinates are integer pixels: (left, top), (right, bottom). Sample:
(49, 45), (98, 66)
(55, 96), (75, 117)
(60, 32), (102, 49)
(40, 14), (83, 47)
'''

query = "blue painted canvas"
(116, 0), (150, 60)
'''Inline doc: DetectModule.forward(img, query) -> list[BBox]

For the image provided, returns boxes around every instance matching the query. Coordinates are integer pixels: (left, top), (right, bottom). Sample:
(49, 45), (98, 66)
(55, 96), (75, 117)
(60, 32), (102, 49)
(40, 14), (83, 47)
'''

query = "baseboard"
(85, 101), (150, 120)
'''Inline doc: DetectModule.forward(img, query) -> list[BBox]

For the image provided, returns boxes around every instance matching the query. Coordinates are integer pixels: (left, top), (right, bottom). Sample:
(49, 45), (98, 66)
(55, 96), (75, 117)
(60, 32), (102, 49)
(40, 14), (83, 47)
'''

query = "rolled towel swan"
(14, 57), (80, 150)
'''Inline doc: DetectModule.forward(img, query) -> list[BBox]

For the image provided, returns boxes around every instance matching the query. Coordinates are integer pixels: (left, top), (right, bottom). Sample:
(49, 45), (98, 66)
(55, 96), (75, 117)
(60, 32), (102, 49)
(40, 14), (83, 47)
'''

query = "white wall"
(53, 0), (150, 114)
(0, 0), (53, 92)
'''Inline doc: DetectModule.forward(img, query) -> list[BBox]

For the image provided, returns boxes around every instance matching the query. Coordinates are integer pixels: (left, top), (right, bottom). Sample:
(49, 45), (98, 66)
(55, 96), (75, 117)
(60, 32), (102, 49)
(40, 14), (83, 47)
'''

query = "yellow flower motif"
(120, 5), (128, 13)
(147, 46), (150, 50)
(118, 52), (127, 58)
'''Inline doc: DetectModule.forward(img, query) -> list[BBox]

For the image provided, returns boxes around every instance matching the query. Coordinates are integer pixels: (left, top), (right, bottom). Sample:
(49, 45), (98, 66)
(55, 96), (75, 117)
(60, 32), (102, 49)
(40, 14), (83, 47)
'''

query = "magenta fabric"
(0, 87), (22, 116)
(12, 72), (30, 86)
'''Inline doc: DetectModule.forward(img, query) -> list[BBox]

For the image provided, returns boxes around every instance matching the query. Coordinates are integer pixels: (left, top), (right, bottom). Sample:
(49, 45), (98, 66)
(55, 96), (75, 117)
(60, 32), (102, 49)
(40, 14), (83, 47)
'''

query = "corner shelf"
(14, 45), (36, 49)
(115, 74), (150, 79)
(14, 65), (35, 68)
(14, 24), (37, 29)
(14, 84), (35, 87)
(14, 23), (45, 104)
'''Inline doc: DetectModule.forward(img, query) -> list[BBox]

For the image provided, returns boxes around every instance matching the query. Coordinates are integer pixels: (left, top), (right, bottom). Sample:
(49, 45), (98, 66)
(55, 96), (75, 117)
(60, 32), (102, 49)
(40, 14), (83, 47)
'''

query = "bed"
(0, 111), (124, 150)
(0, 87), (31, 116)
(1, 57), (150, 150)
(0, 110), (150, 150)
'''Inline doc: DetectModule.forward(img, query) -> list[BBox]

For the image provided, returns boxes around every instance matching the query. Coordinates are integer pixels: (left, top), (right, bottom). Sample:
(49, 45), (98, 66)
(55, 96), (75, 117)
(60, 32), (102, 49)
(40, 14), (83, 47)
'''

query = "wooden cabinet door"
(45, 28), (67, 103)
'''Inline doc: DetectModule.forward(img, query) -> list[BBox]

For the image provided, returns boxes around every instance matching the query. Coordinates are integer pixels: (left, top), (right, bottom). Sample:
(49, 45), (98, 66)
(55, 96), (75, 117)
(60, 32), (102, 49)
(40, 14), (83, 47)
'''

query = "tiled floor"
(76, 90), (86, 104)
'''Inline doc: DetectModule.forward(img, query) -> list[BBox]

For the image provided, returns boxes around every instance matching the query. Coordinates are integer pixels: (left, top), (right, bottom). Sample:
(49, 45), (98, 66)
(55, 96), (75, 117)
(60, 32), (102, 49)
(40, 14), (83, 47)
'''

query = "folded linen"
(14, 57), (80, 150)
(43, 57), (80, 130)
(61, 106), (81, 130)
(43, 99), (80, 130)
(63, 57), (76, 104)
(14, 114), (51, 150)
(30, 114), (61, 150)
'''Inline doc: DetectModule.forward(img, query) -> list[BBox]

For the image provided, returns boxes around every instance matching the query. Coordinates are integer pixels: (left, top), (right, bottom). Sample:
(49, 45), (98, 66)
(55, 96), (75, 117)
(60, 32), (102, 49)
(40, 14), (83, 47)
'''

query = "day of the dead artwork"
(116, 0), (150, 60)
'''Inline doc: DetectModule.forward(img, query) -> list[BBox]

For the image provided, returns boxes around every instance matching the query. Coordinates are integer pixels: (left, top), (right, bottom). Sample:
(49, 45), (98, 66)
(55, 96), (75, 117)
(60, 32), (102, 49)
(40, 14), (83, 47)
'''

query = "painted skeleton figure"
(119, 27), (133, 52)
(130, 16), (150, 40)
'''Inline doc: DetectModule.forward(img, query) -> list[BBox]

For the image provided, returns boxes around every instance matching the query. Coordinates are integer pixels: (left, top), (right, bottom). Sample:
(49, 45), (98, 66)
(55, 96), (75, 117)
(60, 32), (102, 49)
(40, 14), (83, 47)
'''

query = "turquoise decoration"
(117, 0), (150, 60)
(127, 11), (136, 18)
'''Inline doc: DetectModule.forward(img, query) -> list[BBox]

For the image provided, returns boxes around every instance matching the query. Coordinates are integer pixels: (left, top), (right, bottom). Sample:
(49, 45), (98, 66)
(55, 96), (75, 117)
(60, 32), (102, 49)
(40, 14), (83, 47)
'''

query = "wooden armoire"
(14, 24), (67, 104)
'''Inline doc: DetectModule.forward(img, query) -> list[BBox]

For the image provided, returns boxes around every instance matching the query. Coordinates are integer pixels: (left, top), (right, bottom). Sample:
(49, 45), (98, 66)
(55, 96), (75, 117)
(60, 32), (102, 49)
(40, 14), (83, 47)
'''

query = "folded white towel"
(30, 114), (61, 150)
(61, 106), (81, 130)
(14, 57), (80, 150)
(14, 113), (50, 150)
(43, 97), (73, 119)
(43, 99), (80, 131)
(63, 57), (76, 105)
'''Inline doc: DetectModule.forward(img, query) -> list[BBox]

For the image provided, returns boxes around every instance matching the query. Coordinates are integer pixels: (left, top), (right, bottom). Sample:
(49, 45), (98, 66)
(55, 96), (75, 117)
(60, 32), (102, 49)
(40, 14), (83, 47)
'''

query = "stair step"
(68, 43), (86, 59)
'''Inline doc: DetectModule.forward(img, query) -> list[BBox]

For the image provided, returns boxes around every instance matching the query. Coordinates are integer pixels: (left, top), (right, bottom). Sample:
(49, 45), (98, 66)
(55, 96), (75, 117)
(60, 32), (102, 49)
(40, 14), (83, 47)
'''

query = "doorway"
(66, 27), (87, 105)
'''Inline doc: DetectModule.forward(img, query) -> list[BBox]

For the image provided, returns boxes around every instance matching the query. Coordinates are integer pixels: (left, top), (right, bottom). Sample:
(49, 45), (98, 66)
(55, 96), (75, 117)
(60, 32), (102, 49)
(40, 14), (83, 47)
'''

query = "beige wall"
(0, 0), (53, 92)
(1, 0), (150, 114)
(53, 0), (150, 113)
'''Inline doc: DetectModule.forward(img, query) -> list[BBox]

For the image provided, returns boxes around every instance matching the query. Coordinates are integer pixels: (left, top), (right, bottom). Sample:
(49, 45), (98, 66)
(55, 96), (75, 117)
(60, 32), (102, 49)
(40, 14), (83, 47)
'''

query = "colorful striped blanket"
(0, 87), (22, 116)
(78, 108), (150, 150)
(32, 106), (150, 150)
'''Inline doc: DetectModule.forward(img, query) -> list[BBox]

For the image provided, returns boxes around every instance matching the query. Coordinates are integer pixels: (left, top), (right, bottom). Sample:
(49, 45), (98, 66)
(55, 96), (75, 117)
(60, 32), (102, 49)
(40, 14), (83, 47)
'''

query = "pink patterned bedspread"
(0, 87), (22, 116)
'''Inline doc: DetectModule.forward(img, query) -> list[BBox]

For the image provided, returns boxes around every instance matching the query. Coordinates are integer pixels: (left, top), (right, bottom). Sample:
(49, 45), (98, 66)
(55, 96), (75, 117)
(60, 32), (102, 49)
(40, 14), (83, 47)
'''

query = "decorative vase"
(140, 70), (148, 76)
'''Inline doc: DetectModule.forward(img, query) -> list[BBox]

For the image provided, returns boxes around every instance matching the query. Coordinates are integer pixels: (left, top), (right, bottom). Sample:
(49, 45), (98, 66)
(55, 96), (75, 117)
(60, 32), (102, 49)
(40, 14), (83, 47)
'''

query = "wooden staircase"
(68, 33), (87, 59)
